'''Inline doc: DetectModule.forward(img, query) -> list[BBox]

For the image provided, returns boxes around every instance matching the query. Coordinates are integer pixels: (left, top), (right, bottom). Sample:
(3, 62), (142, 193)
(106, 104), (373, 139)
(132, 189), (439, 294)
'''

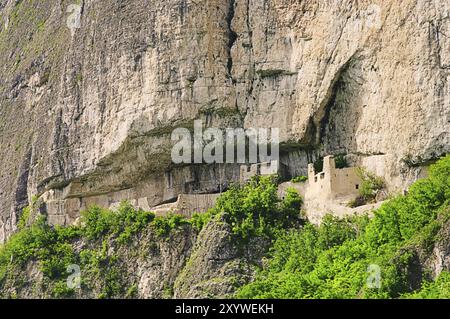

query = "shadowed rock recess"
(0, 0), (449, 298)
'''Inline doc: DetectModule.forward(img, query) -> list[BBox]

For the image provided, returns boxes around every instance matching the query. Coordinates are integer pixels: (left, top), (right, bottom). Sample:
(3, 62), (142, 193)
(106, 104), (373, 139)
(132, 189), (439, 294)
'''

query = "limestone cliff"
(0, 0), (449, 242)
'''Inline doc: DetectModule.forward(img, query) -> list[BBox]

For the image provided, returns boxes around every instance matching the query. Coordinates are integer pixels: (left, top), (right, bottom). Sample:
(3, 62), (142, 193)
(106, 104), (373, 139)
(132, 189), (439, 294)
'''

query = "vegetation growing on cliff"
(291, 175), (308, 183)
(184, 176), (303, 242)
(0, 203), (189, 298)
(237, 156), (450, 299)
(0, 156), (448, 299)
(356, 168), (386, 202)
(0, 176), (303, 298)
(208, 177), (302, 242)
(348, 168), (386, 208)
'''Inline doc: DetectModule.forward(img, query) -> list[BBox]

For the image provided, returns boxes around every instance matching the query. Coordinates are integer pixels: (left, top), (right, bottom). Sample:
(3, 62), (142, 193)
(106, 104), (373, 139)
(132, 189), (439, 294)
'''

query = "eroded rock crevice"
(226, 0), (237, 79)
(12, 147), (32, 227)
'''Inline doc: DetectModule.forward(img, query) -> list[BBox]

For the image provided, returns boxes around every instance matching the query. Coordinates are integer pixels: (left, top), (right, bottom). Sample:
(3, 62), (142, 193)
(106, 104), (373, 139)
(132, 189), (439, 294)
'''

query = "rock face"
(173, 217), (269, 298)
(0, 0), (449, 241)
(425, 215), (450, 279)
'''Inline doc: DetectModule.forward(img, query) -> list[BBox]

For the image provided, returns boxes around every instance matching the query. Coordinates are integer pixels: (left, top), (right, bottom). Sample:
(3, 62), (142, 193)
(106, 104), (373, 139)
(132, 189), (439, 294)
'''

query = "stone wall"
(331, 167), (361, 199)
(41, 163), (240, 225)
(239, 160), (283, 184)
(306, 156), (362, 202)
(150, 193), (222, 218)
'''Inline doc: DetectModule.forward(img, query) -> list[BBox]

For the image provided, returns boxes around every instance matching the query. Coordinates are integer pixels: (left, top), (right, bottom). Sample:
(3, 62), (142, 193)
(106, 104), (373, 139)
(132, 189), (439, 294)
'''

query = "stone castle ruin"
(306, 155), (362, 203)
(39, 155), (382, 227)
(149, 193), (221, 218)
(149, 160), (288, 217)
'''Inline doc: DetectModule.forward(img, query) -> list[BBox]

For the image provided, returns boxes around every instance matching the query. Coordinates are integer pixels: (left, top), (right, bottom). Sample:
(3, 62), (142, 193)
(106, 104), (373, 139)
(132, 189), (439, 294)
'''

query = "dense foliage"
(291, 176), (308, 183)
(0, 202), (190, 298)
(356, 168), (386, 202)
(238, 156), (450, 299)
(208, 176), (303, 242)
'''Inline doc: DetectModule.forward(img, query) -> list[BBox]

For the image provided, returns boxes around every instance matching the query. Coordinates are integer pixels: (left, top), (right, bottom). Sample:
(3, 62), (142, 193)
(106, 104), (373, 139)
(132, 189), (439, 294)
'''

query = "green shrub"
(279, 188), (303, 226)
(402, 272), (450, 299)
(190, 211), (213, 231)
(211, 177), (302, 242)
(152, 214), (190, 238)
(316, 215), (359, 250)
(0, 202), (157, 297)
(334, 154), (348, 169)
(80, 206), (115, 240)
(356, 168), (385, 202)
(0, 215), (79, 288)
(17, 206), (31, 230)
(51, 280), (75, 299)
(80, 202), (155, 243)
(125, 284), (138, 299)
(291, 176), (308, 183)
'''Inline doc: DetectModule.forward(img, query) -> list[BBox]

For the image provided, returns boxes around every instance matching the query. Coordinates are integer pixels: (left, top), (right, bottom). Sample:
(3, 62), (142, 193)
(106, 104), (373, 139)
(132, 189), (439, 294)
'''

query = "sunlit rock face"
(0, 0), (449, 241)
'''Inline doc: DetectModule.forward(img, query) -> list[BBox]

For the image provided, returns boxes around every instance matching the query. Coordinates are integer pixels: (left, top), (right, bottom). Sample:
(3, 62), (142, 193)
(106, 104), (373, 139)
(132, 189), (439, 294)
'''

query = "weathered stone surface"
(173, 217), (269, 298)
(425, 216), (450, 279)
(0, 0), (449, 241)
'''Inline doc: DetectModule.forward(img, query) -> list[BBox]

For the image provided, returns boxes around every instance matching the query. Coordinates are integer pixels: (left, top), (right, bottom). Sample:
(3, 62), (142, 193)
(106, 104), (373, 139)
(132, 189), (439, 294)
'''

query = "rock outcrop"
(173, 217), (269, 298)
(0, 0), (449, 241)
